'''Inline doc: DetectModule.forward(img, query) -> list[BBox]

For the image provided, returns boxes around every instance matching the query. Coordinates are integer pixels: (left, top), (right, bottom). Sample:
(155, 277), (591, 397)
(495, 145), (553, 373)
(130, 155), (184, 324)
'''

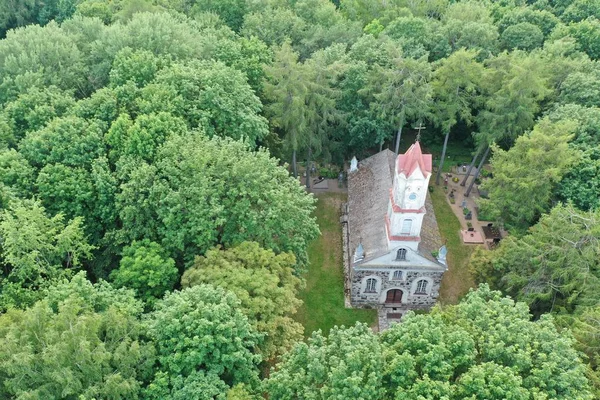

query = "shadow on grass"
(294, 193), (376, 337)
(430, 185), (476, 305)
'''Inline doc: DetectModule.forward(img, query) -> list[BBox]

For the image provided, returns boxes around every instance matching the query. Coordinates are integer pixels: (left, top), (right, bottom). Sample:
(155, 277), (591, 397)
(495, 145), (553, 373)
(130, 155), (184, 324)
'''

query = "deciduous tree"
(182, 242), (303, 360)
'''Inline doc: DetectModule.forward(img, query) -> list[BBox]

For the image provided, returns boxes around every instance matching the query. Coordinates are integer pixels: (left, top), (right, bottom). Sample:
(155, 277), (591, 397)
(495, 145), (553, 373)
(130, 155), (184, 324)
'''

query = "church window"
(415, 279), (428, 294)
(365, 278), (377, 293)
(401, 219), (412, 235)
(392, 270), (403, 280)
(396, 248), (407, 261)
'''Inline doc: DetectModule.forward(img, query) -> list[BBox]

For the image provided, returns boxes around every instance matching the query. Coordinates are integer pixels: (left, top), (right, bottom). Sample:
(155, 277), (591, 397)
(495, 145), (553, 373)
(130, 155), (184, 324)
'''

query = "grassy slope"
(295, 193), (376, 337)
(430, 185), (476, 304)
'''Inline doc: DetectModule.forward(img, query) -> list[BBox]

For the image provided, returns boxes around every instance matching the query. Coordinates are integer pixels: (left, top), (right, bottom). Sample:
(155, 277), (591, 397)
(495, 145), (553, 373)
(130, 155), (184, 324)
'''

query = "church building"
(343, 142), (447, 329)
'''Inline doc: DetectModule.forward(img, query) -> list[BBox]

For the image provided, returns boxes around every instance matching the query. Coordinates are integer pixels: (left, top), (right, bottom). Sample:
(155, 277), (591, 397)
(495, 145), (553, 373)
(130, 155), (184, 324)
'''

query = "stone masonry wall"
(351, 269), (443, 312)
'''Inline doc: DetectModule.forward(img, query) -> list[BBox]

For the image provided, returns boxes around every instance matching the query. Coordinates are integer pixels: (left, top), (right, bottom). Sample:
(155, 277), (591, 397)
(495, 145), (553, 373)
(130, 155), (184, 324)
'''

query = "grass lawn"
(399, 131), (475, 173)
(430, 185), (477, 304)
(294, 193), (377, 337)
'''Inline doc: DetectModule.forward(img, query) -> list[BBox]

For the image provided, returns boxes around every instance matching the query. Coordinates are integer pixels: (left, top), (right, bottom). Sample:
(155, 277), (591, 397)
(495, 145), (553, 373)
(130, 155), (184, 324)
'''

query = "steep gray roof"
(347, 150), (396, 264)
(347, 149), (443, 267)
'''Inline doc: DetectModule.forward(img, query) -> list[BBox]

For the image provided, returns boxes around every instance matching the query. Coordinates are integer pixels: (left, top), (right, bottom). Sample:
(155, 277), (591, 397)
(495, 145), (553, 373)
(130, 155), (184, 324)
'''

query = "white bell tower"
(386, 142), (432, 251)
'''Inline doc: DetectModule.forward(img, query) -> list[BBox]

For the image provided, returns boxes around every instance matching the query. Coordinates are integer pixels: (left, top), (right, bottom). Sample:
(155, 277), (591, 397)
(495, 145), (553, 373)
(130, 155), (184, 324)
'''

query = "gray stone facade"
(350, 269), (443, 309)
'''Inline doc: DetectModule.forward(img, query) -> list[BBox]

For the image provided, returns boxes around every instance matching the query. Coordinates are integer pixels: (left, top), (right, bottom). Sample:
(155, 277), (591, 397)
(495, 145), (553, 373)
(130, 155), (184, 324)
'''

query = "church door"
(385, 289), (403, 304)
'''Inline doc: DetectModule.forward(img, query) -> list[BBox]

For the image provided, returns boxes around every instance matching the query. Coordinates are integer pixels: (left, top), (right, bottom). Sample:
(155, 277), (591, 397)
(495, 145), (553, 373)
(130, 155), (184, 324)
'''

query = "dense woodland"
(0, 0), (600, 398)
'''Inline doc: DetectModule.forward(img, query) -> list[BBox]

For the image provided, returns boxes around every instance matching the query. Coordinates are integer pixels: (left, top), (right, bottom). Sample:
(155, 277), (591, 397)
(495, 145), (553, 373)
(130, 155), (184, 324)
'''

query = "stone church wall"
(350, 269), (443, 311)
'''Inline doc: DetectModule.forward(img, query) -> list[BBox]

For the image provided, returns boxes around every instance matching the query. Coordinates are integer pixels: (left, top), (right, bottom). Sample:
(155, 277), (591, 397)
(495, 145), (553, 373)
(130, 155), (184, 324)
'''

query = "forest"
(0, 0), (599, 398)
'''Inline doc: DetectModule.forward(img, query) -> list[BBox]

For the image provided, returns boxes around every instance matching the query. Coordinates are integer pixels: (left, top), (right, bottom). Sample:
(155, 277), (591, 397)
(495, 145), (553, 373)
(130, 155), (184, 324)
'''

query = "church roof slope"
(347, 150), (396, 264)
(397, 142), (432, 177)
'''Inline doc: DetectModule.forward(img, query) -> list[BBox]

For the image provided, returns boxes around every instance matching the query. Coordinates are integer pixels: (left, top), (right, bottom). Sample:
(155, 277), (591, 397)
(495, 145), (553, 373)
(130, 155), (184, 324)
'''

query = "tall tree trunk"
(460, 148), (482, 186)
(465, 146), (490, 197)
(292, 149), (297, 177)
(394, 108), (406, 155)
(306, 148), (312, 189)
(435, 127), (451, 185)
(379, 140), (383, 152)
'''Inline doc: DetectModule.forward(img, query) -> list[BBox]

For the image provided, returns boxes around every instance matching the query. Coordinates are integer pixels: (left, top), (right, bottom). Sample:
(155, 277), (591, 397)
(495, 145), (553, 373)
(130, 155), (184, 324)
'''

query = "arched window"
(396, 248), (407, 261)
(401, 219), (413, 235)
(415, 279), (428, 294)
(365, 278), (377, 293)
(392, 270), (403, 280)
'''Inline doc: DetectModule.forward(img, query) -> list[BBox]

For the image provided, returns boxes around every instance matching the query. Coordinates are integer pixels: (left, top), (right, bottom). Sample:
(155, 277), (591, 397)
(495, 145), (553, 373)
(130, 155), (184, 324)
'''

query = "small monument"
(350, 156), (358, 172)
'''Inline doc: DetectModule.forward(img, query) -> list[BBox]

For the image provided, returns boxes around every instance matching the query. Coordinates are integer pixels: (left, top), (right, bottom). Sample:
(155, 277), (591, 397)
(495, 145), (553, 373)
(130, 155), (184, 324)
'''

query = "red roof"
(397, 142), (432, 177)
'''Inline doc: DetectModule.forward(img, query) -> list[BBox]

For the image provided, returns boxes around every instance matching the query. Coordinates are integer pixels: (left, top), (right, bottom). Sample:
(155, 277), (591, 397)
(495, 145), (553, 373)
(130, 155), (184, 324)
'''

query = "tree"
(431, 49), (485, 185)
(151, 60), (269, 145)
(268, 286), (594, 399)
(0, 85), (75, 145)
(559, 306), (600, 397)
(267, 323), (384, 399)
(241, 7), (306, 48)
(498, 7), (559, 37)
(369, 54), (432, 154)
(110, 239), (178, 305)
(557, 148), (600, 211)
(117, 133), (319, 270)
(0, 21), (88, 102)
(562, 0), (600, 23)
(182, 242), (303, 360)
(264, 41), (336, 178)
(465, 51), (551, 196)
(545, 104), (600, 148)
(145, 285), (261, 391)
(501, 22), (544, 51)
(478, 119), (580, 233)
(0, 199), (94, 310)
(558, 70), (600, 107)
(470, 204), (600, 316)
(0, 272), (155, 399)
(557, 18), (600, 60)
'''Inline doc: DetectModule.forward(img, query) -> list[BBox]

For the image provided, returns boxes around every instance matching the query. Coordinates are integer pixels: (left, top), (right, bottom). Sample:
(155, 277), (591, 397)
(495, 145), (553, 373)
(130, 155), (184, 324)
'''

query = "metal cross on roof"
(414, 123), (426, 142)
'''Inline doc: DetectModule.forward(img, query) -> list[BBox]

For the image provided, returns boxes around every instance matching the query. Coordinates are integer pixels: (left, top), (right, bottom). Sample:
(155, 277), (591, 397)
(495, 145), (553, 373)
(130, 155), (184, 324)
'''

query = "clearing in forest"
(295, 193), (376, 336)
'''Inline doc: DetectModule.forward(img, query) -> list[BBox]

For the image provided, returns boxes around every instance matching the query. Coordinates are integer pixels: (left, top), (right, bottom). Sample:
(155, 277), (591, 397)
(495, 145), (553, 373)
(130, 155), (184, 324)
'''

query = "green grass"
(399, 131), (475, 173)
(295, 193), (376, 337)
(430, 186), (476, 305)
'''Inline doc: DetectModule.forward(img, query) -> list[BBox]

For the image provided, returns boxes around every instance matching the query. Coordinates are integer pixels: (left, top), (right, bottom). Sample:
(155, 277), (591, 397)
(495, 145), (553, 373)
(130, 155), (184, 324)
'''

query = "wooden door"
(385, 289), (403, 304)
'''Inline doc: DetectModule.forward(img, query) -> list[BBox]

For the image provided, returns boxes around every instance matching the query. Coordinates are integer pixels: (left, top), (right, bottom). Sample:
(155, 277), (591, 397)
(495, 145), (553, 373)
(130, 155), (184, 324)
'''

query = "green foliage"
(479, 119), (580, 233)
(152, 60), (269, 144)
(0, 273), (154, 399)
(110, 239), (178, 305)
(145, 284), (261, 389)
(1, 85), (75, 144)
(498, 6), (560, 36)
(0, 199), (93, 310)
(476, 51), (550, 146)
(557, 148), (600, 211)
(557, 18), (600, 60)
(182, 242), (303, 360)
(267, 322), (384, 399)
(0, 22), (88, 102)
(470, 204), (600, 316)
(268, 286), (594, 399)
(558, 69), (600, 107)
(117, 133), (319, 269)
(501, 22), (544, 51)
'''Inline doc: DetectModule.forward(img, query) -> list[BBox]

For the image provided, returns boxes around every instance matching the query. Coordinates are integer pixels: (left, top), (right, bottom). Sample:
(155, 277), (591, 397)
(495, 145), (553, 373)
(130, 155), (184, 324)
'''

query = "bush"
(452, 177), (459, 183)
(463, 207), (470, 215)
(450, 197), (456, 204)
(318, 167), (340, 179)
